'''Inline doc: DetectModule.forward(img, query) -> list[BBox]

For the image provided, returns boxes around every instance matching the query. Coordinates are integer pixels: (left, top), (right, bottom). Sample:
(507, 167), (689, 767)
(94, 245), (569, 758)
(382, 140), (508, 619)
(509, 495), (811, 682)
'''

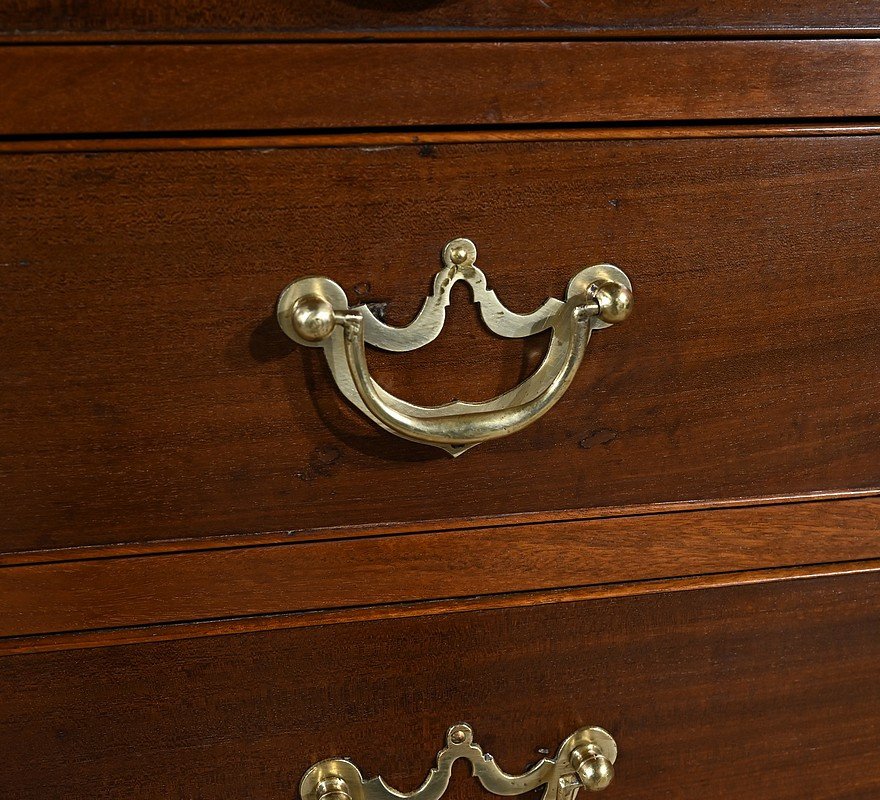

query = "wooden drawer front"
(4, 42), (880, 134)
(2, 1), (878, 40)
(1, 569), (878, 799)
(2, 133), (880, 554)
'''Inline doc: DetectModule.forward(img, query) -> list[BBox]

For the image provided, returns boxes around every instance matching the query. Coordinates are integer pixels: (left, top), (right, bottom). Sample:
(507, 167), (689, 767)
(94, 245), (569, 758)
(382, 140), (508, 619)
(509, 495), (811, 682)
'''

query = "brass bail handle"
(277, 238), (633, 455)
(300, 723), (618, 800)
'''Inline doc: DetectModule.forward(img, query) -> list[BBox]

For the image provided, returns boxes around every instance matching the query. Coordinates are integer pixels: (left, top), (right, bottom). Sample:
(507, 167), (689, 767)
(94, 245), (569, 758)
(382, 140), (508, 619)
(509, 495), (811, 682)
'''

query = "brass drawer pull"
(277, 238), (632, 455)
(300, 723), (618, 800)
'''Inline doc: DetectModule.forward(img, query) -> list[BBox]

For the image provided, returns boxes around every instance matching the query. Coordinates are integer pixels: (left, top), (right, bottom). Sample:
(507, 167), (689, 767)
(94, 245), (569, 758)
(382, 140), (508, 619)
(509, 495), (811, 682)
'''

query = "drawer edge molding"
(3, 490), (877, 567)
(1, 497), (879, 644)
(1, 558), (878, 656)
(3, 123), (880, 155)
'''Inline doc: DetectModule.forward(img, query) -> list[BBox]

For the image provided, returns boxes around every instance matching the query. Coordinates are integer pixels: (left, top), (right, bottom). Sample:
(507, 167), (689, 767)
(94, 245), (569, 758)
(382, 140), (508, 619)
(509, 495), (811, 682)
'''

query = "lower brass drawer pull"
(277, 238), (633, 455)
(300, 723), (617, 800)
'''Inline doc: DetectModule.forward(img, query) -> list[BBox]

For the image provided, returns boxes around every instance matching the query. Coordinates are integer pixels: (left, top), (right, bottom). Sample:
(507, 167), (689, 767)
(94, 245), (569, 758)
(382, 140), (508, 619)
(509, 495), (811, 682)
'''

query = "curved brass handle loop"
(342, 299), (594, 449)
(299, 723), (618, 800)
(277, 238), (633, 455)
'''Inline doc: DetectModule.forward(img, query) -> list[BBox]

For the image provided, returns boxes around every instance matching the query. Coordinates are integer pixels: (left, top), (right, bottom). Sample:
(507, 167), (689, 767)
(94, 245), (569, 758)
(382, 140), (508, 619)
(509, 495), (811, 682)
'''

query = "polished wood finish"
(2, 0), (880, 40)
(4, 40), (880, 134)
(2, 134), (879, 553)
(2, 498), (878, 638)
(2, 4), (878, 798)
(2, 568), (878, 799)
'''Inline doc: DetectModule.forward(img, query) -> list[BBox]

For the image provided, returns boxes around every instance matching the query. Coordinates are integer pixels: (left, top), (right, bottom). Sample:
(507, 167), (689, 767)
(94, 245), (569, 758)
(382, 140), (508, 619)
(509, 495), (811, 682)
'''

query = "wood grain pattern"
(2, 497), (879, 638)
(1, 568), (878, 798)
(2, 134), (880, 554)
(2, 0), (880, 40)
(4, 40), (880, 134)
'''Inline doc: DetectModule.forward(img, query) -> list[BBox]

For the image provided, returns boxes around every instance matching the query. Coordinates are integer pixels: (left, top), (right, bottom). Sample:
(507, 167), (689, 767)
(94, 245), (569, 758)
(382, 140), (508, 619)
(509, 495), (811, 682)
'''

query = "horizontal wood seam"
(2, 558), (878, 656)
(3, 489), (877, 567)
(5, 30), (880, 45)
(3, 122), (880, 153)
(2, 498), (878, 639)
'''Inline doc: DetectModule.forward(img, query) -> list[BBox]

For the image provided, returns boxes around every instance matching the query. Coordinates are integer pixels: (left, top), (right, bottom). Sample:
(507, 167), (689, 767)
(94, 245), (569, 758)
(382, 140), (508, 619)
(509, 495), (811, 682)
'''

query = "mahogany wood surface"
(1, 568), (878, 799)
(6, 491), (871, 565)
(2, 0), (880, 40)
(2, 497), (878, 638)
(2, 10), (878, 800)
(3, 133), (880, 554)
(4, 40), (880, 135)
(4, 560), (876, 656)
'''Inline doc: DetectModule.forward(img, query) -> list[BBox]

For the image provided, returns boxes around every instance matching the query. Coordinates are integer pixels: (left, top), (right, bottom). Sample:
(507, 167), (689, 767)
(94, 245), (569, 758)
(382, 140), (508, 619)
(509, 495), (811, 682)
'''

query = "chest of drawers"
(1, 4), (879, 798)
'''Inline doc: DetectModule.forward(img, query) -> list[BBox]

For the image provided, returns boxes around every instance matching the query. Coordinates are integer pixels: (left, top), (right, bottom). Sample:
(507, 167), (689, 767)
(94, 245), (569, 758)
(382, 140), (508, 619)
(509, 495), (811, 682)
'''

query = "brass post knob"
(569, 745), (614, 792)
(315, 776), (352, 800)
(291, 294), (338, 342)
(592, 280), (634, 324)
